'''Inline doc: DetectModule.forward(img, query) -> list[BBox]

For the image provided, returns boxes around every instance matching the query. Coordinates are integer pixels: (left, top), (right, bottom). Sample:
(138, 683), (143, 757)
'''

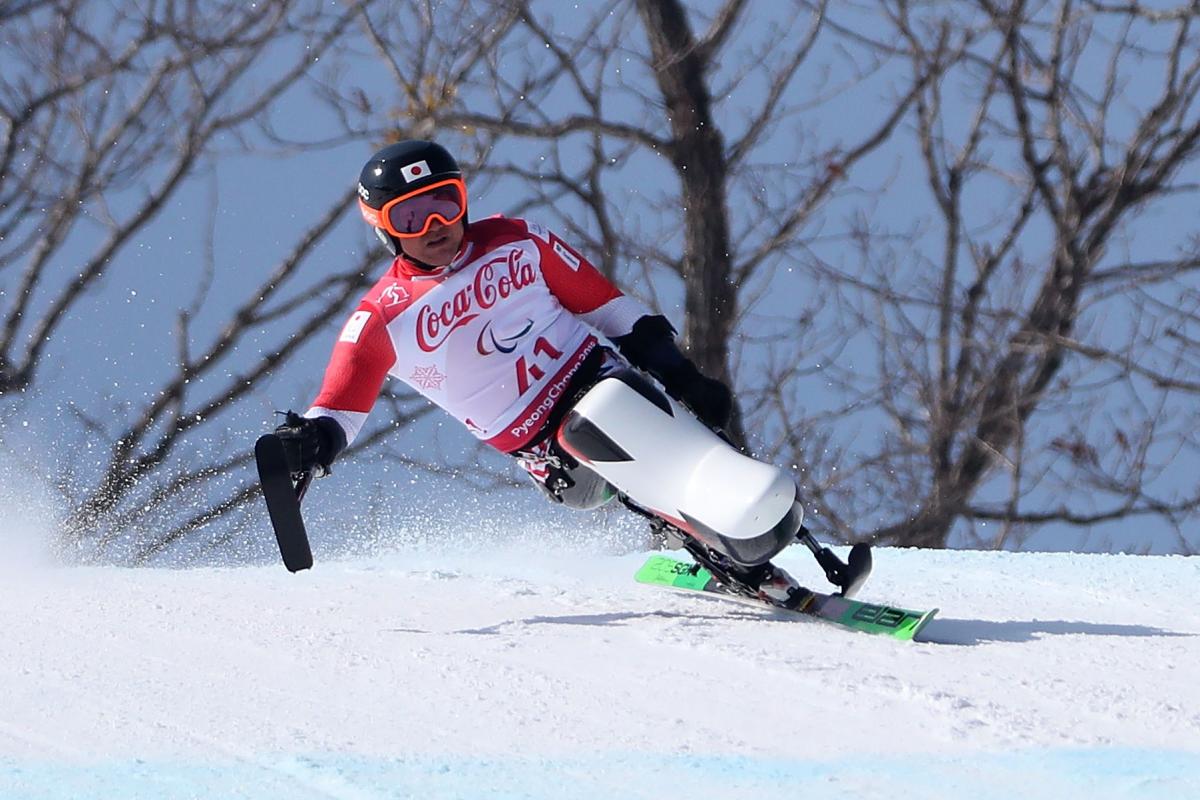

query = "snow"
(1, 538), (1198, 799)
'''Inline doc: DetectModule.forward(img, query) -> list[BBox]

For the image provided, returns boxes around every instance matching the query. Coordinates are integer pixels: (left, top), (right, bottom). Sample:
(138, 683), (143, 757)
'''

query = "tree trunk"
(635, 0), (743, 444)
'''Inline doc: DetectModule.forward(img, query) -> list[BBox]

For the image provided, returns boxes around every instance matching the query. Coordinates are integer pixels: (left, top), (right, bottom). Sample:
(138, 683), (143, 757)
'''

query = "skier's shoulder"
(468, 214), (557, 249)
(354, 260), (420, 319)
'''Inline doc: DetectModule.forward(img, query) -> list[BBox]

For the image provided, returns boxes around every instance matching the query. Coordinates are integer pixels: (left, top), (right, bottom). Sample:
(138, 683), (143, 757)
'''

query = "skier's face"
(400, 218), (465, 267)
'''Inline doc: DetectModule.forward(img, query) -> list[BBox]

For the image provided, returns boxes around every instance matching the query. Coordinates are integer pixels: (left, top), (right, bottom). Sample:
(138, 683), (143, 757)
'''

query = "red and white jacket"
(306, 217), (650, 453)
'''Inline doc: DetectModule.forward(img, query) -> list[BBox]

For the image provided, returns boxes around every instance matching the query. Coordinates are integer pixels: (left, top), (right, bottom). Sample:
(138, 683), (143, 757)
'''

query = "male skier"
(275, 139), (731, 509)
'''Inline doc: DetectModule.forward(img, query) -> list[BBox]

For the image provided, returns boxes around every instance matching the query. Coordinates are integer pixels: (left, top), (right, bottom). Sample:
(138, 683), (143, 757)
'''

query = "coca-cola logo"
(416, 248), (537, 352)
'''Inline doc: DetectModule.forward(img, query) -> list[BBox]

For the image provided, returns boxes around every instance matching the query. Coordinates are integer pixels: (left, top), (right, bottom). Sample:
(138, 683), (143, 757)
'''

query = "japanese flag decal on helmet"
(401, 160), (431, 182)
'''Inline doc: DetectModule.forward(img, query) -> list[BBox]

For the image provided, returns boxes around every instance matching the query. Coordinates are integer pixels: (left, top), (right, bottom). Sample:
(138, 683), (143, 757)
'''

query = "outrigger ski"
(255, 433), (315, 573)
(635, 554), (938, 642)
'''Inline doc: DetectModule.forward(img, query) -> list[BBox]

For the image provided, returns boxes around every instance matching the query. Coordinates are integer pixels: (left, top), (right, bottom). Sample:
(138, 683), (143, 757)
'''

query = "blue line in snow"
(1, 748), (1197, 799)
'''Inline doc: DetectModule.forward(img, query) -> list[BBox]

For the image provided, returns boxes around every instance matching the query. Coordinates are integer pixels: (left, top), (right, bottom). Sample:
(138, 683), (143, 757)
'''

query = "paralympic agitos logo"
(415, 249), (537, 352)
(476, 318), (535, 355)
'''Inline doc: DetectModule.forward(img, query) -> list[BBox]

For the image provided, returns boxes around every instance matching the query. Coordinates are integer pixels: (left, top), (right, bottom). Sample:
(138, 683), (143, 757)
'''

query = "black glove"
(273, 411), (347, 477)
(612, 315), (735, 431)
(669, 362), (734, 431)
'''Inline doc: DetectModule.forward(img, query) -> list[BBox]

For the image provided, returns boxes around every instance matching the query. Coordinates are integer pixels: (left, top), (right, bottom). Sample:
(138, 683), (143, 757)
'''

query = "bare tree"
(31, 0), (532, 562)
(0, 1), (418, 560)
(15, 0), (1196, 561)
(769, 1), (1200, 551)
(0, 1), (369, 393)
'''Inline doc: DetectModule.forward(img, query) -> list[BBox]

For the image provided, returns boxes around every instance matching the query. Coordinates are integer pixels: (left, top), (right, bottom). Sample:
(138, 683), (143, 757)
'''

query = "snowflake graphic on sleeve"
(409, 365), (447, 390)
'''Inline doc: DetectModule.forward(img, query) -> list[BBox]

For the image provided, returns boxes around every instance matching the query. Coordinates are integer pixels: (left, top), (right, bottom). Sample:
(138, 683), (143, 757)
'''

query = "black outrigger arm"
(796, 526), (873, 598)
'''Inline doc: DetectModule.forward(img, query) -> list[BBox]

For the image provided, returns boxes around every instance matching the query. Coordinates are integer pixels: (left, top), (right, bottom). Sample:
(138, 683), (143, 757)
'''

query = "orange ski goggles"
(359, 178), (467, 239)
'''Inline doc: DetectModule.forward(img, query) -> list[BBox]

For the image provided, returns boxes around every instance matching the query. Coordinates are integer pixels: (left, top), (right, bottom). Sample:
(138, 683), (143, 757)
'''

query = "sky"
(1, 1), (1197, 561)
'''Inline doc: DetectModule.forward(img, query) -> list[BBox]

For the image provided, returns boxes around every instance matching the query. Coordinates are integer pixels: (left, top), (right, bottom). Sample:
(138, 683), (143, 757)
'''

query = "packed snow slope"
(1, 536), (1198, 799)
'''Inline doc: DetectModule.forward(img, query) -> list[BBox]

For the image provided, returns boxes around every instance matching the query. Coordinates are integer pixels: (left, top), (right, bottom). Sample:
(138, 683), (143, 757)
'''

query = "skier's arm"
(609, 315), (733, 431)
(536, 227), (733, 430)
(276, 304), (396, 475)
(533, 227), (649, 339)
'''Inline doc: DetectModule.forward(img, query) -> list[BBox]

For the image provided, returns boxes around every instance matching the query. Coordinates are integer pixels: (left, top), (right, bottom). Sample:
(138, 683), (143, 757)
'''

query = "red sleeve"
(533, 226), (652, 338)
(536, 231), (622, 314)
(311, 302), (396, 414)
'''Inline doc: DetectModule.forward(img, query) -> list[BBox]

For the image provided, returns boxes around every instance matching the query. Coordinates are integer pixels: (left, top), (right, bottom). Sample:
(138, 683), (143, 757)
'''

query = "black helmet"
(358, 140), (465, 256)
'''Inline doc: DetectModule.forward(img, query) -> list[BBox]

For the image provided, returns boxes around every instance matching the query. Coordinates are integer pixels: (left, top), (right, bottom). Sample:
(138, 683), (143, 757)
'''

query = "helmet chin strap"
(375, 227), (400, 256)
(399, 247), (442, 272)
(408, 258), (445, 272)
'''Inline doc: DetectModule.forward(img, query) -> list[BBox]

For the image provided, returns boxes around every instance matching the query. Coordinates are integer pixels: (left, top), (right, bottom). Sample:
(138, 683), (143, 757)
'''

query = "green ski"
(635, 554), (937, 642)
